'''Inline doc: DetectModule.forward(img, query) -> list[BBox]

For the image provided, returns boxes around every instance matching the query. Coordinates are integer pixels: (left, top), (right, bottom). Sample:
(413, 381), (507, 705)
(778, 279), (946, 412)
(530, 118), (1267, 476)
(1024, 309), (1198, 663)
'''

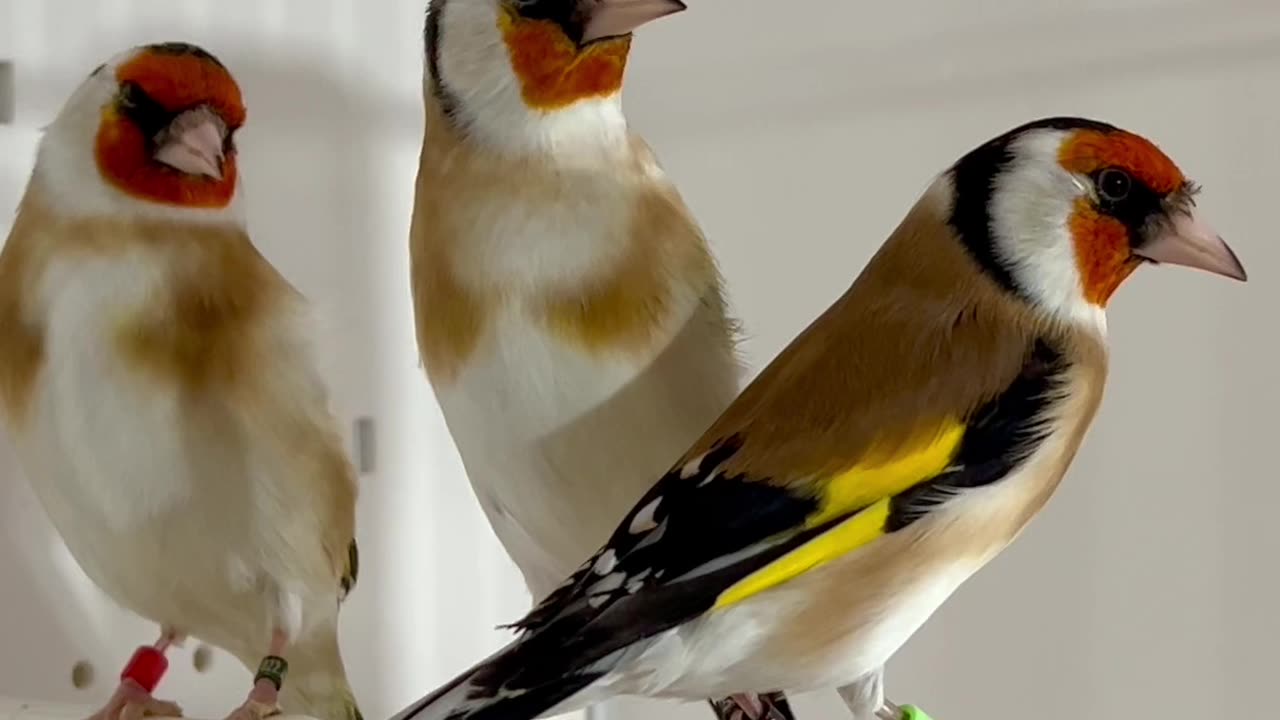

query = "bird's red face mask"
(95, 43), (246, 209)
(499, 0), (686, 111)
(1059, 129), (1246, 306)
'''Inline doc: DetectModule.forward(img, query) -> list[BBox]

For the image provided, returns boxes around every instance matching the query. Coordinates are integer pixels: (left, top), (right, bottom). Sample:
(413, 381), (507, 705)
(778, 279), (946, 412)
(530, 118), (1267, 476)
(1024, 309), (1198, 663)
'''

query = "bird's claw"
(220, 675), (285, 720)
(709, 692), (795, 720)
(220, 699), (283, 720)
(85, 679), (183, 720)
(130, 699), (186, 720)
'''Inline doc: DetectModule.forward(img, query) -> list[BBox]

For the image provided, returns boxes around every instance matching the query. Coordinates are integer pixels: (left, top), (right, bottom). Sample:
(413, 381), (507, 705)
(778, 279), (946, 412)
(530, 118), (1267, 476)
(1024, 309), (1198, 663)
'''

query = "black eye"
(510, 0), (581, 37)
(118, 82), (142, 108)
(116, 82), (173, 137)
(1097, 168), (1132, 203)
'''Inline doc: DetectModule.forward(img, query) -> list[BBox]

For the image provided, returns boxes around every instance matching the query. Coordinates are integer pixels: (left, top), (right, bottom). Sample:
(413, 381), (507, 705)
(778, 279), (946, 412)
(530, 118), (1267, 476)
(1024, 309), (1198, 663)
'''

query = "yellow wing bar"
(712, 421), (965, 610)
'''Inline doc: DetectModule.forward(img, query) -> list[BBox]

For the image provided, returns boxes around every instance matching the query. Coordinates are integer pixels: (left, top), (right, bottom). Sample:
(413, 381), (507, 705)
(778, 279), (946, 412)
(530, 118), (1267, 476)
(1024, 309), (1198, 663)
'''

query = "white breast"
(447, 165), (639, 296)
(441, 307), (658, 443)
(27, 251), (189, 524)
(13, 249), (255, 629)
(427, 136), (742, 596)
(435, 305), (677, 592)
(435, 294), (737, 599)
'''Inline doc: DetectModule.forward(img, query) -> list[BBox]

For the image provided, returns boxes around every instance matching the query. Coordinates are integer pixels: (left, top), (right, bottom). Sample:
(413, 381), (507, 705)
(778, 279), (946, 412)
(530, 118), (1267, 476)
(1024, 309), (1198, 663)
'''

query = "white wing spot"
(588, 572), (625, 595)
(589, 595), (609, 608)
(593, 549), (618, 575)
(680, 453), (706, 479)
(629, 498), (661, 534)
(632, 520), (667, 551)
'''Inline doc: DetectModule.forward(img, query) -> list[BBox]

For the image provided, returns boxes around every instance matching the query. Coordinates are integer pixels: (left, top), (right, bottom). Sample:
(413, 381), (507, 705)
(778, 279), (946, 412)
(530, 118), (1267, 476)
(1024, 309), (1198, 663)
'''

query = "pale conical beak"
(153, 107), (227, 180)
(1134, 210), (1248, 282)
(580, 0), (688, 44)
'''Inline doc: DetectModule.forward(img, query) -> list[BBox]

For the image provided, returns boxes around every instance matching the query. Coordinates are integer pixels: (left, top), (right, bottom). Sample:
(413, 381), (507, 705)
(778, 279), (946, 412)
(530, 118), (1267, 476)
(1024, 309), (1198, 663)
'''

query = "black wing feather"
(887, 339), (1067, 530)
(477, 336), (1069, 697)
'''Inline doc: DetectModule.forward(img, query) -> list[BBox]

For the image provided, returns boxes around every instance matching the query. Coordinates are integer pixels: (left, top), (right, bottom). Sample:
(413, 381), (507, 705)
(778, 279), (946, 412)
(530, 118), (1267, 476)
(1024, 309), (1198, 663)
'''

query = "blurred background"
(0, 1), (1277, 720)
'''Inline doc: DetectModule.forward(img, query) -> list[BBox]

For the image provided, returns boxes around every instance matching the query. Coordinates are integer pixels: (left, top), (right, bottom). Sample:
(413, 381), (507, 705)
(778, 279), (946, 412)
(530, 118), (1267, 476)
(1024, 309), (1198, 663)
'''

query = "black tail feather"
(387, 637), (604, 720)
(449, 673), (604, 720)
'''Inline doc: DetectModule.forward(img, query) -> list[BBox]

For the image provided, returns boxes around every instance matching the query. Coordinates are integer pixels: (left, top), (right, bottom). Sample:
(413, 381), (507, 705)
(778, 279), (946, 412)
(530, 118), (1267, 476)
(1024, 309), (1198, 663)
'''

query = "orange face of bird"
(95, 42), (245, 208)
(498, 0), (686, 110)
(1057, 127), (1246, 305)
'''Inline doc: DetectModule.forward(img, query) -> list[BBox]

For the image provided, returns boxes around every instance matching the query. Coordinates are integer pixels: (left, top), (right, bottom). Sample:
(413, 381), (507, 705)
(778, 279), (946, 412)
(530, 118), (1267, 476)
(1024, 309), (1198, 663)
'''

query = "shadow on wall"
(0, 42), (467, 720)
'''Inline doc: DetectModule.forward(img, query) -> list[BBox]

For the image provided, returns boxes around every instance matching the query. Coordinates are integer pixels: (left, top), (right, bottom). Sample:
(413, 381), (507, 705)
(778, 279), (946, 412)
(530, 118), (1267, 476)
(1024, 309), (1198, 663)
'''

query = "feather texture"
(0, 180), (361, 720)
(412, 7), (770, 714)
(412, 88), (744, 598)
(394, 114), (1248, 720)
(393, 171), (1110, 720)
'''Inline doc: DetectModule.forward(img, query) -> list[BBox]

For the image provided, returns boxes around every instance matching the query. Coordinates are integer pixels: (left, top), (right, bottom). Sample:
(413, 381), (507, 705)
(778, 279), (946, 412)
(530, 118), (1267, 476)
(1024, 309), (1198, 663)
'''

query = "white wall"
(2, 2), (1278, 720)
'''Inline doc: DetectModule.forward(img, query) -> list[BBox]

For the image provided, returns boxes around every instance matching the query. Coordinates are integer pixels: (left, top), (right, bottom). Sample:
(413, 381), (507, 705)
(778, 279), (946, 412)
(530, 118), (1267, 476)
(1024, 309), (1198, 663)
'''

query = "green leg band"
(254, 655), (289, 690)
(900, 706), (933, 720)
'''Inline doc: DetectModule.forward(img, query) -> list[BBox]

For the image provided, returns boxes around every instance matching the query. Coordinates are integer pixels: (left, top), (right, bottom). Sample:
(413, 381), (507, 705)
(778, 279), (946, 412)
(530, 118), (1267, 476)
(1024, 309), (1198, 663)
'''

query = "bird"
(0, 42), (363, 720)
(389, 115), (1248, 720)
(410, 0), (797, 718)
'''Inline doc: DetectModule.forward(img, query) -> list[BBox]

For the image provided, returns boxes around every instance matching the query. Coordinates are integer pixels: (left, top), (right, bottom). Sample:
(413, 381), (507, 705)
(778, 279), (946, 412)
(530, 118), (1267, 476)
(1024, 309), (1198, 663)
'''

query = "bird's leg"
(876, 701), (902, 720)
(85, 679), (185, 720)
(877, 700), (932, 720)
(707, 692), (796, 720)
(752, 692), (795, 720)
(220, 629), (289, 720)
(85, 629), (184, 720)
(841, 667), (931, 720)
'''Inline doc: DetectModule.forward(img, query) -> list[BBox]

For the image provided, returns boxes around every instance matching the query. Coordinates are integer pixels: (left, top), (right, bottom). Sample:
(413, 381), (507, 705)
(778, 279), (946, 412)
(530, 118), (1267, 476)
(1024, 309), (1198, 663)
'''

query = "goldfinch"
(411, 1), (794, 718)
(390, 116), (1247, 720)
(0, 43), (361, 720)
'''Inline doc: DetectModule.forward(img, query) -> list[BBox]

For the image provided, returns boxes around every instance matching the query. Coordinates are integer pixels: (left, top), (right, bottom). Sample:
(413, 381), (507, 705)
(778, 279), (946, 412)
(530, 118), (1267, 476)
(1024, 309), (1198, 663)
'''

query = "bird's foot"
(156, 625), (188, 651)
(85, 679), (183, 720)
(219, 699), (281, 720)
(220, 678), (283, 720)
(222, 632), (290, 720)
(708, 692), (796, 720)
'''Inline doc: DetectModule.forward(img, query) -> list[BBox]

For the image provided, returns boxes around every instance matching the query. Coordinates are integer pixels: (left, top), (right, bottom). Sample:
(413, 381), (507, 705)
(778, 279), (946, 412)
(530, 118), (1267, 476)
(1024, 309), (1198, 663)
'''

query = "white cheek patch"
(439, 1), (519, 115)
(988, 131), (1106, 334)
(435, 0), (629, 154)
(32, 50), (245, 226)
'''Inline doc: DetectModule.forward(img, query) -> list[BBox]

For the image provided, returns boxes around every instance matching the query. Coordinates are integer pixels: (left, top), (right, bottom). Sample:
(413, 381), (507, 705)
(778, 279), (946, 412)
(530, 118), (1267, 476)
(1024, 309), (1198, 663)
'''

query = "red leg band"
(121, 645), (168, 693)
